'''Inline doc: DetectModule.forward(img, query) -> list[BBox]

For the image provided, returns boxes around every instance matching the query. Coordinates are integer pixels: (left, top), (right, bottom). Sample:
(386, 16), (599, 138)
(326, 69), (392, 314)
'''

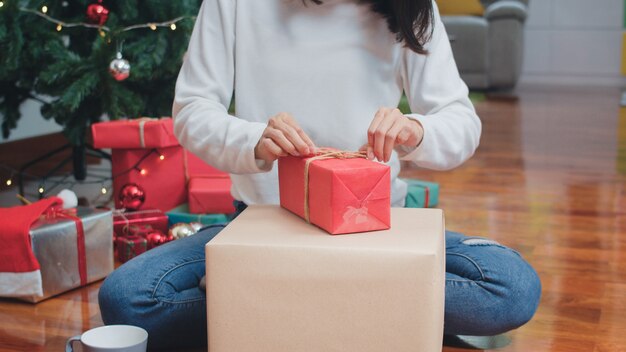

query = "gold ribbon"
(303, 148), (367, 223)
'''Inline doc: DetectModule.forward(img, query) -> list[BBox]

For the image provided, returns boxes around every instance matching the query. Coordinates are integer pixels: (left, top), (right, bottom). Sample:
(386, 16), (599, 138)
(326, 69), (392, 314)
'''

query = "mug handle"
(65, 335), (81, 352)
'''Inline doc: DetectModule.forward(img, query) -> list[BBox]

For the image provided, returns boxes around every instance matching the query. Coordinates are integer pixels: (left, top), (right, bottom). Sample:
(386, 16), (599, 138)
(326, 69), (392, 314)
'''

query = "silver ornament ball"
(109, 52), (131, 81)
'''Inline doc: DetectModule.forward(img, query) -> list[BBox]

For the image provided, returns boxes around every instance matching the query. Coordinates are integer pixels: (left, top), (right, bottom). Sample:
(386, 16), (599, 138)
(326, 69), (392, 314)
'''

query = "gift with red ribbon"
(0, 200), (113, 303)
(116, 235), (148, 263)
(113, 209), (169, 238)
(278, 149), (391, 235)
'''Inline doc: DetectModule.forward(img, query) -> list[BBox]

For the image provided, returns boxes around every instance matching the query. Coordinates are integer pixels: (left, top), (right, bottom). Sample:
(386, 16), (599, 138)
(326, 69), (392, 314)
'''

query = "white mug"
(66, 325), (148, 352)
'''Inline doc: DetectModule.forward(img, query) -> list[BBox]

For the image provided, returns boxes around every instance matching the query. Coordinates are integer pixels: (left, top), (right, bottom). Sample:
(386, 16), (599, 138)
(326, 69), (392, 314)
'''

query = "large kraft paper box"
(206, 205), (445, 352)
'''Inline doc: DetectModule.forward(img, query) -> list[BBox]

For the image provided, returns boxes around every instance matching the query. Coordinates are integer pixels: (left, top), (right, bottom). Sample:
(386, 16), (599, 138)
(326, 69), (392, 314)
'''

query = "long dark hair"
(307, 0), (434, 54)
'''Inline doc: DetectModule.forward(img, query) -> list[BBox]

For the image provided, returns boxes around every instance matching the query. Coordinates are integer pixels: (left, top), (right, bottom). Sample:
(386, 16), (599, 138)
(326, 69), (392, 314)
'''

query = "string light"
(19, 7), (194, 33)
(56, 24), (63, 32)
(0, 2), (5, 8)
(1, 147), (160, 200)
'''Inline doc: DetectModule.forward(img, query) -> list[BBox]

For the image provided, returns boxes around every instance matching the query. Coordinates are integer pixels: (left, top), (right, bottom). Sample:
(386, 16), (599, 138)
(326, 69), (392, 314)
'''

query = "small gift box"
(403, 179), (440, 208)
(188, 177), (235, 214)
(91, 118), (179, 149)
(166, 204), (230, 227)
(116, 235), (148, 263)
(113, 209), (169, 238)
(206, 205), (445, 351)
(278, 150), (391, 235)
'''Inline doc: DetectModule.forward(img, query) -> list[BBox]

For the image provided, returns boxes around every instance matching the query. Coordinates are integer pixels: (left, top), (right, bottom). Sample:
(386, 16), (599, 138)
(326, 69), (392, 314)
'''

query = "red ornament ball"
(86, 1), (109, 26)
(145, 230), (171, 249)
(118, 183), (146, 211)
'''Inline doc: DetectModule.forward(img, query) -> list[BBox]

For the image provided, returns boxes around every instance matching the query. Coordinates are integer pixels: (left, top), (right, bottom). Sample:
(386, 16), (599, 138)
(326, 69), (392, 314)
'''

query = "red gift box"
(116, 235), (147, 263)
(188, 177), (235, 214)
(92, 118), (179, 149)
(278, 151), (391, 235)
(112, 147), (187, 211)
(113, 209), (169, 238)
(187, 152), (227, 178)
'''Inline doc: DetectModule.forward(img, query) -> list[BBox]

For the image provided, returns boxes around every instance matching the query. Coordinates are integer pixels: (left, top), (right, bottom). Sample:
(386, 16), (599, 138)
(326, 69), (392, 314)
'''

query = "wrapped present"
(116, 235), (148, 263)
(166, 204), (229, 227)
(278, 150), (391, 235)
(0, 204), (113, 303)
(112, 147), (187, 211)
(188, 177), (235, 214)
(91, 118), (179, 149)
(206, 205), (445, 352)
(187, 152), (228, 178)
(113, 209), (169, 238)
(403, 179), (440, 208)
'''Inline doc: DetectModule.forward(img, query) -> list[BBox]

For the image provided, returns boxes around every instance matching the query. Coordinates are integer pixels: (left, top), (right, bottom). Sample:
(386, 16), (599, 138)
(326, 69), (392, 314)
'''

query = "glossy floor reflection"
(1, 84), (625, 352)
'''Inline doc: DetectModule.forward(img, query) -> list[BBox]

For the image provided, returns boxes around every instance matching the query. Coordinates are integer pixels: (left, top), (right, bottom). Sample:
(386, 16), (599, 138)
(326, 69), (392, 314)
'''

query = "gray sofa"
(442, 0), (529, 91)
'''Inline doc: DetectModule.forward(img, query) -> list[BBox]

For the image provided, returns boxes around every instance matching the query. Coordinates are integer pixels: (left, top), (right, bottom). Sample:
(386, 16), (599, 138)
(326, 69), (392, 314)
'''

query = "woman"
(99, 0), (541, 349)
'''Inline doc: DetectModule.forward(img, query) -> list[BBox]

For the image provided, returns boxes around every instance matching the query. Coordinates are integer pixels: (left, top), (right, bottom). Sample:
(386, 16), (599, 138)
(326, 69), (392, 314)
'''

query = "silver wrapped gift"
(19, 206), (113, 303)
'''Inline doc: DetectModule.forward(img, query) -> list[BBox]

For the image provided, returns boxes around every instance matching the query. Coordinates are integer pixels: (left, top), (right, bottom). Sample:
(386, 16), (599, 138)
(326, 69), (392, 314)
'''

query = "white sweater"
(173, 0), (481, 207)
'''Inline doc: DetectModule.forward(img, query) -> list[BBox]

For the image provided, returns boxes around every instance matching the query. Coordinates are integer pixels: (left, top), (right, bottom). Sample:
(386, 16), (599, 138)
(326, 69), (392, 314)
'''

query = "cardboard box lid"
(208, 205), (443, 253)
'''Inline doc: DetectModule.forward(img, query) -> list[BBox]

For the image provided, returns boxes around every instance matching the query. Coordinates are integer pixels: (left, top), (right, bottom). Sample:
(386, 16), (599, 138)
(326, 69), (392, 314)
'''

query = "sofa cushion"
(437, 0), (484, 16)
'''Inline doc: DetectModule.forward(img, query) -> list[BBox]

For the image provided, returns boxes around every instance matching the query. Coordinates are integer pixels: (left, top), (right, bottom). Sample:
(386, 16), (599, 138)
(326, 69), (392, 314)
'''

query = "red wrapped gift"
(113, 209), (169, 238)
(187, 152), (228, 178)
(278, 150), (391, 235)
(116, 235), (147, 263)
(91, 118), (179, 149)
(112, 147), (187, 211)
(188, 177), (235, 214)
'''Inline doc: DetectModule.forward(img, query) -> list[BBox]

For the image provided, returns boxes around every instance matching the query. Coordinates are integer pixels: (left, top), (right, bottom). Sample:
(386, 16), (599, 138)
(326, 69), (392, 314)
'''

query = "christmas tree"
(0, 0), (201, 145)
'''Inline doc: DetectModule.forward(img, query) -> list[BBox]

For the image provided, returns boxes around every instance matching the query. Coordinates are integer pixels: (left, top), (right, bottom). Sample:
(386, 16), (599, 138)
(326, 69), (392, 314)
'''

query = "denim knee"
(474, 251), (542, 335)
(445, 233), (542, 336)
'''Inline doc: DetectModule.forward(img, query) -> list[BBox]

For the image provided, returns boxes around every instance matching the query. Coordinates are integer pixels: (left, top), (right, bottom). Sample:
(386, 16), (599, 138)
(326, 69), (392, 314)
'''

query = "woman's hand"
(363, 107), (424, 163)
(254, 112), (316, 164)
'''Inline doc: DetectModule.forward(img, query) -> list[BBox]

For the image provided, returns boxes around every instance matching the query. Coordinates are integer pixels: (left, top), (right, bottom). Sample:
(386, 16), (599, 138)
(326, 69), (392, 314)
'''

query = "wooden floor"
(1, 84), (625, 351)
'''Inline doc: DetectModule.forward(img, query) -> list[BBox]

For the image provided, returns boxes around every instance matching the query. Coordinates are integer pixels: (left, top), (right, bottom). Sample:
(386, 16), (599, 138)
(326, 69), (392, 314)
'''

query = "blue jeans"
(99, 203), (541, 350)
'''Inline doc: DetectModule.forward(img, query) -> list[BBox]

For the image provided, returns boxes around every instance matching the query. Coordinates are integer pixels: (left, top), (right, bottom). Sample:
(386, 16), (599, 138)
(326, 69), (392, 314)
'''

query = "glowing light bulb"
(56, 24), (63, 32)
(0, 2), (5, 8)
(99, 30), (106, 38)
(170, 23), (177, 31)
(41, 5), (48, 13)
(101, 187), (107, 195)
(38, 186), (45, 194)
(140, 169), (147, 176)
(6, 179), (12, 186)
(149, 24), (157, 30)
(159, 154), (165, 161)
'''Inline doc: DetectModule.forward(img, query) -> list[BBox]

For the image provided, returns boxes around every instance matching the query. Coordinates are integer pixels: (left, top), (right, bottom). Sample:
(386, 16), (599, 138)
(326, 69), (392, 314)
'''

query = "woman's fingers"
(367, 108), (421, 163)
(266, 128), (298, 156)
(272, 119), (311, 156)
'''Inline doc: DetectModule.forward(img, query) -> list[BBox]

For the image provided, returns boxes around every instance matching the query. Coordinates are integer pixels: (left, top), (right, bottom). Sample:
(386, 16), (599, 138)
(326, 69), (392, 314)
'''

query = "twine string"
(302, 149), (367, 223)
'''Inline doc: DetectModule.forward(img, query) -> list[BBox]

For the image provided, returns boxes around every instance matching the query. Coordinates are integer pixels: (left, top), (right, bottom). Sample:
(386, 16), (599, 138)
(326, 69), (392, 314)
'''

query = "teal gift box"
(166, 204), (230, 227)
(402, 179), (439, 208)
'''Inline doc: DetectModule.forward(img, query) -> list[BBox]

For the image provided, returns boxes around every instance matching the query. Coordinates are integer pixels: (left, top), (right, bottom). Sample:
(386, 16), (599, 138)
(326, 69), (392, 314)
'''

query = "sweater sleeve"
(172, 0), (270, 174)
(397, 3), (482, 171)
